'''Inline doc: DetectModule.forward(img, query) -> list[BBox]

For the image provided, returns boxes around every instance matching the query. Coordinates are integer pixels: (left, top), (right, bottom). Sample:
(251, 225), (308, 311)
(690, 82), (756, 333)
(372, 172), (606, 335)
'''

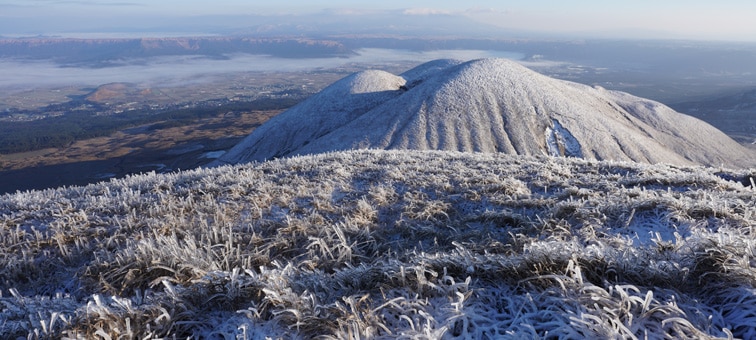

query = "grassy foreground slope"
(1, 150), (755, 338)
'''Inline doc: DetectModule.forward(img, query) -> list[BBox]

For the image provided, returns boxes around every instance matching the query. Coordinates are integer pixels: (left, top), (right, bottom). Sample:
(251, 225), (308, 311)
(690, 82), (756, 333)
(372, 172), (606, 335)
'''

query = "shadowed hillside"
(214, 58), (756, 168)
(1, 150), (755, 338)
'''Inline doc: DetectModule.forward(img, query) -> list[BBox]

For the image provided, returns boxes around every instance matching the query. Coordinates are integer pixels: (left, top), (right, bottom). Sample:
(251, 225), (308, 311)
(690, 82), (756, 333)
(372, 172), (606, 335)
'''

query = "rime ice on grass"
(2, 150), (755, 338)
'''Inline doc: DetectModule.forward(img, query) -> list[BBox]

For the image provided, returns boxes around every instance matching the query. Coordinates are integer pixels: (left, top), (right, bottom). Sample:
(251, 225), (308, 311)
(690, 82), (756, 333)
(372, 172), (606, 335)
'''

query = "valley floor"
(0, 110), (279, 194)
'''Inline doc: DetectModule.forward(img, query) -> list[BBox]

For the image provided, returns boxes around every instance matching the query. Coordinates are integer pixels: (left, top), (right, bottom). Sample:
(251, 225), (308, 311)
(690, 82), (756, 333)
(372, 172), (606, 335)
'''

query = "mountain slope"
(2, 150), (755, 338)
(214, 69), (407, 162)
(213, 58), (755, 168)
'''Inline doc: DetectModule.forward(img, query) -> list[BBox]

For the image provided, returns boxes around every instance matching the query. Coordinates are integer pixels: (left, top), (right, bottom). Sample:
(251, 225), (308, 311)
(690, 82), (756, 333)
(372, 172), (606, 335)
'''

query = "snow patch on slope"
(400, 58), (465, 87)
(545, 119), (583, 157)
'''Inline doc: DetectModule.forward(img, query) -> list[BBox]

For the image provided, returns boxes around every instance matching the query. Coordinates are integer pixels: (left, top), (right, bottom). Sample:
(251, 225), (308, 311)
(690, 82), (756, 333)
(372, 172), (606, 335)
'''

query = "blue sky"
(2, 0), (756, 41)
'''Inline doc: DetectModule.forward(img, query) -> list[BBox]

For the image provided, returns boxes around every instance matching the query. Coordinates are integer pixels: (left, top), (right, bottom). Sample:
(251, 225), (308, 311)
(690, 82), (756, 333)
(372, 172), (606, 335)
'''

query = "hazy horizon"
(2, 1), (756, 42)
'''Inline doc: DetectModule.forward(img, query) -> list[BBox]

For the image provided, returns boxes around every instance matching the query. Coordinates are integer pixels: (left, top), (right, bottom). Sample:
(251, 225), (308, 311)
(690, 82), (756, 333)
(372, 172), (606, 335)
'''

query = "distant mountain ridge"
(0, 37), (353, 65)
(213, 58), (756, 168)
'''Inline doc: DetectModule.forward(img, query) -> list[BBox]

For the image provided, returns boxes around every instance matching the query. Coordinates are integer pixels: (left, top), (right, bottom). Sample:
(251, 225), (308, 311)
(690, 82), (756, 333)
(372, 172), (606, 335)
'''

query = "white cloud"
(402, 8), (453, 16)
(324, 8), (383, 16)
(463, 7), (508, 15)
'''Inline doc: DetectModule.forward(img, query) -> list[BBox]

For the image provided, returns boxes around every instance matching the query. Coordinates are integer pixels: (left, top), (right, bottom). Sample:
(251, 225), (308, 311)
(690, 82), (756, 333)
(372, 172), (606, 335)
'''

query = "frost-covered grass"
(1, 149), (755, 339)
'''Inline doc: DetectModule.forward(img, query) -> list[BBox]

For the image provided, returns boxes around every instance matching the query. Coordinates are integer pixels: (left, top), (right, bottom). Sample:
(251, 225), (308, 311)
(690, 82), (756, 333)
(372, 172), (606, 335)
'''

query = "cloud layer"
(0, 49), (521, 88)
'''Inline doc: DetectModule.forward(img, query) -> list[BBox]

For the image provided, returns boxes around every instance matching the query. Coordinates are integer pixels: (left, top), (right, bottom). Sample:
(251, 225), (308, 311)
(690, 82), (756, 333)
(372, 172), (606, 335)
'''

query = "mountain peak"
(213, 58), (756, 168)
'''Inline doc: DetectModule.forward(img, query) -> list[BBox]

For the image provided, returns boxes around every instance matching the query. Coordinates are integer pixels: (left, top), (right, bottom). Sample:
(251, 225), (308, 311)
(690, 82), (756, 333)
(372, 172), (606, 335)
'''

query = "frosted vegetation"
(2, 149), (755, 338)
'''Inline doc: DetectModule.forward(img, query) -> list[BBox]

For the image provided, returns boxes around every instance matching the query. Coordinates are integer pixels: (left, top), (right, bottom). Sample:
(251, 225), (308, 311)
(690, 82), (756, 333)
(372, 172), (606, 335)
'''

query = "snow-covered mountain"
(212, 58), (755, 168)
